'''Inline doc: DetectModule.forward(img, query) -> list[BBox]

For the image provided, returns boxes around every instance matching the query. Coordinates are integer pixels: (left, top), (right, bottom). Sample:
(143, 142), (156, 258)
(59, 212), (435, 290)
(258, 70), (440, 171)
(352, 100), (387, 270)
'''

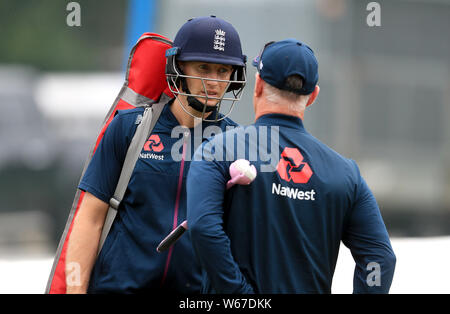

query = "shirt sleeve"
(78, 111), (136, 204)
(187, 139), (255, 294)
(342, 162), (397, 294)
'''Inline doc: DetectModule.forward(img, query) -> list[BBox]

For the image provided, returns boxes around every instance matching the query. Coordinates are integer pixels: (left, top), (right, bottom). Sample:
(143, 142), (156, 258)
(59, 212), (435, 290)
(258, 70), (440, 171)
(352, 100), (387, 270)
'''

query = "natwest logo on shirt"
(273, 147), (316, 201)
(276, 147), (313, 184)
(141, 134), (164, 161)
(144, 134), (164, 152)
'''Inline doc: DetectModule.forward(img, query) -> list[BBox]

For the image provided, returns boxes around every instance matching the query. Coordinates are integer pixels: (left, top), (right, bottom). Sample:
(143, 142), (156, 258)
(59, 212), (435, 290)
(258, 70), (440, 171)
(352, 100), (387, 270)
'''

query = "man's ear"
(254, 73), (264, 97)
(306, 85), (320, 108)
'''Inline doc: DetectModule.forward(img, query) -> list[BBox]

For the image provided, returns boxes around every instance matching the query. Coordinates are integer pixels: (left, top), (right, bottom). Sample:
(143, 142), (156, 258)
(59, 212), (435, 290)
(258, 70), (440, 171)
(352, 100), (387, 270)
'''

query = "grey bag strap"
(97, 97), (167, 255)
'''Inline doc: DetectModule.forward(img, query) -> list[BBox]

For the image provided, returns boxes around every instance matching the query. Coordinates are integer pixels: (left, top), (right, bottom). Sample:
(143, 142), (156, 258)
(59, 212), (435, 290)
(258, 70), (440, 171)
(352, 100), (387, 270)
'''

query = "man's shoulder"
(115, 107), (146, 120)
(103, 108), (147, 143)
(205, 122), (245, 142)
(110, 107), (148, 130)
(201, 116), (240, 142)
(217, 115), (240, 129)
(305, 134), (360, 175)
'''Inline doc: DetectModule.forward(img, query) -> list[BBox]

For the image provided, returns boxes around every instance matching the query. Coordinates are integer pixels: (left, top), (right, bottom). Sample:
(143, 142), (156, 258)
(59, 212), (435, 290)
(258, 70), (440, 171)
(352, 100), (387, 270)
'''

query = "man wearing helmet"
(65, 16), (246, 293)
(165, 15), (246, 124)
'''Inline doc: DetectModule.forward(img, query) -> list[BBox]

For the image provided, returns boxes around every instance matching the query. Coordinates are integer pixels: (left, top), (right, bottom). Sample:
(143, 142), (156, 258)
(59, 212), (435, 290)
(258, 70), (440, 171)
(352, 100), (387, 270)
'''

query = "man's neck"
(254, 102), (304, 122)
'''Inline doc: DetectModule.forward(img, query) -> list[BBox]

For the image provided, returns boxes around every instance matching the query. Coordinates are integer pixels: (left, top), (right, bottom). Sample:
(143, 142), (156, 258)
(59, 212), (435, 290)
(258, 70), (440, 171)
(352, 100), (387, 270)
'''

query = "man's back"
(188, 38), (395, 294)
(189, 113), (396, 293)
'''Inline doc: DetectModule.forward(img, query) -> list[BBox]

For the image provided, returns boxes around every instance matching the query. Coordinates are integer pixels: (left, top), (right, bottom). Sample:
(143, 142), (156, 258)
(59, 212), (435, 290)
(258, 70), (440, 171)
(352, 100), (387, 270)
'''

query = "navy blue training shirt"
(187, 113), (396, 294)
(79, 100), (238, 293)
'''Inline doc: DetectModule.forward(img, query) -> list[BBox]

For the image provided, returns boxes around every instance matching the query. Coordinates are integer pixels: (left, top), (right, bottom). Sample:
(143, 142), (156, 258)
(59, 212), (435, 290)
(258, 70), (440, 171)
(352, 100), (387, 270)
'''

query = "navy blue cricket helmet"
(165, 15), (247, 121)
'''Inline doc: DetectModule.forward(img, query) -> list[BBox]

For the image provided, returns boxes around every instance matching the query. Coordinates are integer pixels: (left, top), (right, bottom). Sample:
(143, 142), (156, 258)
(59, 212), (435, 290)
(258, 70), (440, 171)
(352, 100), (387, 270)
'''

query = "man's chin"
(195, 98), (219, 108)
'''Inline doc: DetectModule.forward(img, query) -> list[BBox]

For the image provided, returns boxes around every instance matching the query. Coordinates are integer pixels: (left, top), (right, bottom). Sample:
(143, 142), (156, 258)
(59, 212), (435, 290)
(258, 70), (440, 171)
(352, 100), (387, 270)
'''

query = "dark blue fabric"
(173, 16), (246, 67)
(78, 100), (238, 293)
(187, 114), (396, 294)
(253, 39), (319, 95)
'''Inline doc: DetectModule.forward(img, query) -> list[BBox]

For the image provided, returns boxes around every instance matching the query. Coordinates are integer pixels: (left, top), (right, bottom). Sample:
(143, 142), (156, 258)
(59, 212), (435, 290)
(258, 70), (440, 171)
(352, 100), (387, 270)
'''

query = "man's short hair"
(284, 75), (304, 92)
(264, 74), (306, 103)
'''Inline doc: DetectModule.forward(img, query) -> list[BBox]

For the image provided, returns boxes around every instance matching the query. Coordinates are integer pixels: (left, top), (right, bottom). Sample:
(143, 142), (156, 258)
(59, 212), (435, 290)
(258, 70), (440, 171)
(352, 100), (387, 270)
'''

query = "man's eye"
(219, 67), (231, 74)
(198, 64), (209, 71)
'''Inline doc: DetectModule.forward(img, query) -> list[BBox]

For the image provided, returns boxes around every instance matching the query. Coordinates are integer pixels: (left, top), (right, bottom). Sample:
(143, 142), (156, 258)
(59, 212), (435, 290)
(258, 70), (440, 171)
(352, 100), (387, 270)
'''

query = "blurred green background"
(0, 1), (128, 71)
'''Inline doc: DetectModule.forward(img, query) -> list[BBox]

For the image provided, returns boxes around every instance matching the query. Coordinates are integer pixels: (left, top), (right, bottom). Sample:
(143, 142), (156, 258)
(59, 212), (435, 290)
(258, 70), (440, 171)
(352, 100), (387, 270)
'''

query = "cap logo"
(213, 29), (226, 51)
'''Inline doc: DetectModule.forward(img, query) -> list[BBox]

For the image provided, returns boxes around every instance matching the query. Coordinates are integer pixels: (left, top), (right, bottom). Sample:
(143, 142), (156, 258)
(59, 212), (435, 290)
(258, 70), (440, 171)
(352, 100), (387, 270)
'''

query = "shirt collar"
(255, 113), (306, 131)
(160, 98), (225, 130)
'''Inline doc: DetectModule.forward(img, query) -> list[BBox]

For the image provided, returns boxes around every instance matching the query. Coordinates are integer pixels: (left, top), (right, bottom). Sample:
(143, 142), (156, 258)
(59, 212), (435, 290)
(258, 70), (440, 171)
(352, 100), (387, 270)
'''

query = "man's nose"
(206, 71), (220, 80)
(205, 74), (219, 86)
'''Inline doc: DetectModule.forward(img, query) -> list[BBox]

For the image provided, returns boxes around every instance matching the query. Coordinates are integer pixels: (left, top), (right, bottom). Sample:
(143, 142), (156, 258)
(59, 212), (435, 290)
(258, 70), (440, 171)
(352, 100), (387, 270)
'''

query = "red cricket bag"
(45, 33), (173, 294)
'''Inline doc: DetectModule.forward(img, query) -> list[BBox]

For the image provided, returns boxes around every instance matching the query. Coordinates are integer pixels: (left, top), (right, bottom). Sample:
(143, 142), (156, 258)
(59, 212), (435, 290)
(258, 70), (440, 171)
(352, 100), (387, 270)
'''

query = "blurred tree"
(0, 0), (128, 71)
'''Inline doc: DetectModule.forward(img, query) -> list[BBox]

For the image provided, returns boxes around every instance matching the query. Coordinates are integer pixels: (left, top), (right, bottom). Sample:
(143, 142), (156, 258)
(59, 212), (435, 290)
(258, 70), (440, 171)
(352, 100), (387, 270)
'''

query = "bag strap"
(97, 95), (168, 255)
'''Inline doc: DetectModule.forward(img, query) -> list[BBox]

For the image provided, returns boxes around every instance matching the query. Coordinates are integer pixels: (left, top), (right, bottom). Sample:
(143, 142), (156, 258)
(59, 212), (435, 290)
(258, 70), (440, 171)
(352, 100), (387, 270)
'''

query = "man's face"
(179, 61), (233, 107)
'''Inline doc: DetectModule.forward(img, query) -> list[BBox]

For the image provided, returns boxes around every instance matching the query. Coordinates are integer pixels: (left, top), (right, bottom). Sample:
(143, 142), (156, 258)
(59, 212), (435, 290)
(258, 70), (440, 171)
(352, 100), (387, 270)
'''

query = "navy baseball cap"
(169, 16), (246, 67)
(252, 39), (318, 95)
